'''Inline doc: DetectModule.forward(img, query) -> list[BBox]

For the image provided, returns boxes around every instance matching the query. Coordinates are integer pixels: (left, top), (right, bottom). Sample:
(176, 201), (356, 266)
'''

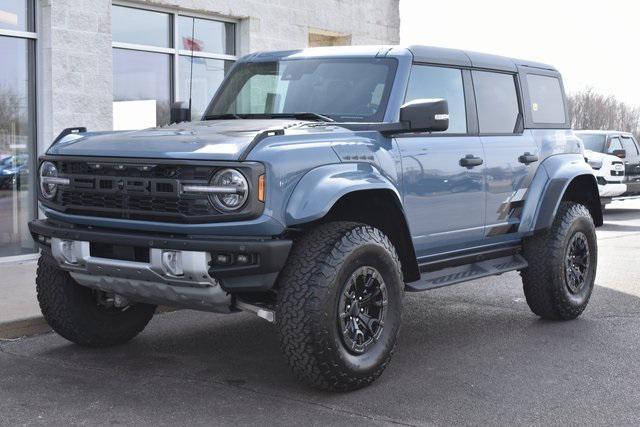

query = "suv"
(576, 130), (640, 205)
(29, 46), (602, 391)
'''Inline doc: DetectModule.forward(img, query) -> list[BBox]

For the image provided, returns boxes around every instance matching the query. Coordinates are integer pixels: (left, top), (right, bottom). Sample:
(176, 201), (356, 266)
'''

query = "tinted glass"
(405, 65), (466, 134)
(179, 56), (232, 121)
(112, 5), (171, 48)
(208, 59), (397, 122)
(607, 137), (623, 154)
(0, 36), (35, 256)
(178, 16), (235, 55)
(0, 0), (32, 31)
(621, 137), (639, 155)
(527, 74), (566, 124)
(473, 71), (520, 134)
(577, 133), (606, 152)
(113, 49), (172, 129)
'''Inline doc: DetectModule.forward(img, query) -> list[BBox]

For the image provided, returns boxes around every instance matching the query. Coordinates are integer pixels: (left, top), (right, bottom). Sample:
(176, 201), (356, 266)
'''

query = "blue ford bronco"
(29, 45), (602, 391)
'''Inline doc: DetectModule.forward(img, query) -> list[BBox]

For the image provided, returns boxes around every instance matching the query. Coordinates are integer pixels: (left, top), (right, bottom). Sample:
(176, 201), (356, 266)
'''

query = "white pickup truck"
(583, 148), (626, 209)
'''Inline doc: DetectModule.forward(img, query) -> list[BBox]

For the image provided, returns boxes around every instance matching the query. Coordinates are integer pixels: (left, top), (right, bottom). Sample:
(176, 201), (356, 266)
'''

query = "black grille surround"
(39, 156), (265, 223)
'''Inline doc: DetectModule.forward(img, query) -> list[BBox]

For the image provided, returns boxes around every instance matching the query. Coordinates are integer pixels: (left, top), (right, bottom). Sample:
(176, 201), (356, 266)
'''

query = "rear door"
(473, 70), (539, 243)
(397, 64), (485, 257)
(620, 135), (640, 194)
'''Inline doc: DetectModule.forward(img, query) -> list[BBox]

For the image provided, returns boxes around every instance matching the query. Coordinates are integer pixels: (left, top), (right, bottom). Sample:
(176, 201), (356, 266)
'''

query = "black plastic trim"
(28, 219), (291, 279)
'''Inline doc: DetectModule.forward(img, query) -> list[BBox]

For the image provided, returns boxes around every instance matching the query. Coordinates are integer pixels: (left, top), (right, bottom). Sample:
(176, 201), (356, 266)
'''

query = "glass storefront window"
(113, 49), (172, 129)
(111, 6), (237, 130)
(0, 36), (35, 256)
(178, 16), (235, 55)
(0, 0), (33, 32)
(112, 5), (171, 48)
(179, 57), (232, 121)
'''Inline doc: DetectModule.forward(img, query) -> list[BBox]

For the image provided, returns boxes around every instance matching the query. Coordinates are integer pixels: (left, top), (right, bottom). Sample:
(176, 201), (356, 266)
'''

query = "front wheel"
(521, 202), (597, 320)
(36, 253), (157, 347)
(276, 222), (404, 391)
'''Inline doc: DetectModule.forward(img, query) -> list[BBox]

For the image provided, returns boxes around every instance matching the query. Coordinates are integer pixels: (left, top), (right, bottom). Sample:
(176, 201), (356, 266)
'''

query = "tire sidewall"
(316, 242), (403, 376)
(552, 212), (597, 307)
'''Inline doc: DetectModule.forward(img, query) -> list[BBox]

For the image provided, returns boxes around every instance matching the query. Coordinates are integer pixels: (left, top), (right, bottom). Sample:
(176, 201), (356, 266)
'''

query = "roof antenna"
(188, 17), (195, 121)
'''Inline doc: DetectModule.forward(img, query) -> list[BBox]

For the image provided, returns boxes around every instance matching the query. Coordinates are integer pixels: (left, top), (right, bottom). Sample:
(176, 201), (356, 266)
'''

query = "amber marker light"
(258, 175), (265, 202)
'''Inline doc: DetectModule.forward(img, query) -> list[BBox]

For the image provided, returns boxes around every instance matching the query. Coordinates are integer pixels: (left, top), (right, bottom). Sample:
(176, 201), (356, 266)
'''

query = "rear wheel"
(276, 222), (404, 391)
(521, 202), (597, 320)
(36, 253), (156, 347)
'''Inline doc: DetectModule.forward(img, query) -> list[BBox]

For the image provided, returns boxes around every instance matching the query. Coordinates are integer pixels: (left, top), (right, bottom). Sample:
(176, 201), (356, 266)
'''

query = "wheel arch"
(285, 163), (419, 283)
(530, 155), (603, 233)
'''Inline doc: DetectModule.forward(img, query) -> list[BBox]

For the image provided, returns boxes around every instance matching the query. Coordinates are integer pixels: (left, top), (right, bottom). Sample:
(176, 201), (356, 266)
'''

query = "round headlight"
(210, 168), (248, 211)
(39, 161), (59, 199)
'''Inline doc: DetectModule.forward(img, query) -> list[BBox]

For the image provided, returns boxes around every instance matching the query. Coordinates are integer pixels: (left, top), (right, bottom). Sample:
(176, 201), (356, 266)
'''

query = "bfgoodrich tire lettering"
(521, 202), (597, 320)
(276, 222), (404, 391)
(36, 253), (157, 347)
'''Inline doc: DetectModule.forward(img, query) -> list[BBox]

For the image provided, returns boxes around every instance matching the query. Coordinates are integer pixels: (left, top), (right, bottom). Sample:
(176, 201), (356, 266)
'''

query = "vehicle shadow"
(5, 280), (640, 424)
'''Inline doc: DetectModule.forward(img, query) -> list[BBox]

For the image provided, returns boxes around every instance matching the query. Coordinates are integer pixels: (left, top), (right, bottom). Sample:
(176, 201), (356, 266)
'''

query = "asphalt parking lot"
(2, 200), (640, 426)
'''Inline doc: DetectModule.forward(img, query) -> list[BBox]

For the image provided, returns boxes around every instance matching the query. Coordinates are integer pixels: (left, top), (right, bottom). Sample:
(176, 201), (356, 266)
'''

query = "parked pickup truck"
(29, 45), (602, 391)
(576, 130), (640, 208)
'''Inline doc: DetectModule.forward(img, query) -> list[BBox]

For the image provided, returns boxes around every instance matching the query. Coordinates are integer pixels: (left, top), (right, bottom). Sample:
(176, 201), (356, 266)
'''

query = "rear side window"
(526, 74), (566, 124)
(405, 65), (467, 134)
(621, 137), (639, 155)
(472, 71), (520, 134)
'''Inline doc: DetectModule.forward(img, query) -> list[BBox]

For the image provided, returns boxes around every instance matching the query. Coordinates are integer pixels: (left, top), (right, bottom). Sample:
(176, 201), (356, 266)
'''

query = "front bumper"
(29, 219), (292, 312)
(598, 182), (627, 198)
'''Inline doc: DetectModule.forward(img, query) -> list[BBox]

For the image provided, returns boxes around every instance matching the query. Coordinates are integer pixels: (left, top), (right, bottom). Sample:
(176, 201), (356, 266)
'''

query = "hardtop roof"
(241, 45), (558, 73)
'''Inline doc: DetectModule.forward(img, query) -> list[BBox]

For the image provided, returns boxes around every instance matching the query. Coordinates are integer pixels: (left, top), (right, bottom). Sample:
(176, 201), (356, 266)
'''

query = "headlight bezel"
(208, 168), (250, 212)
(39, 161), (60, 200)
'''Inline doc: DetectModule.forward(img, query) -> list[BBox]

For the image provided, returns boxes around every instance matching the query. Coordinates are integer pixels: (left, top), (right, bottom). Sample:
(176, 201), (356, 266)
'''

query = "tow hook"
(234, 300), (276, 323)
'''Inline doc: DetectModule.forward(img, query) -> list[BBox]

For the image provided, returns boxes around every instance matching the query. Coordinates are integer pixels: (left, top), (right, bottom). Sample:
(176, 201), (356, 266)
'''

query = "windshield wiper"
(269, 112), (334, 122)
(202, 113), (242, 120)
(203, 112), (334, 122)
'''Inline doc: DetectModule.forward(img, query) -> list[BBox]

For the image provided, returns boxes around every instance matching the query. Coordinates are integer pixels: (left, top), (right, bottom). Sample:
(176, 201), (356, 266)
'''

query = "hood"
(584, 149), (620, 163)
(46, 119), (306, 161)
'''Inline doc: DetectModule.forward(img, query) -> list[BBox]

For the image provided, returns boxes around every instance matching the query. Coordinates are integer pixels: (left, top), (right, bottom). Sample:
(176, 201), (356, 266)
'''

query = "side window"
(621, 137), (639, 156)
(472, 71), (520, 134)
(607, 137), (623, 154)
(526, 74), (566, 124)
(405, 65), (467, 134)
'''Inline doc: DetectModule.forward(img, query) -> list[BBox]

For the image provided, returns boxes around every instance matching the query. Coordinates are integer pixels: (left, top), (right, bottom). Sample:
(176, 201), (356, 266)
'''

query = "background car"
(576, 130), (640, 207)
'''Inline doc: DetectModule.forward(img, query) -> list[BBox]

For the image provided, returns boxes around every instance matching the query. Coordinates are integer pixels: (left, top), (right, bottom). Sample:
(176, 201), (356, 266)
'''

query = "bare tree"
(568, 88), (640, 140)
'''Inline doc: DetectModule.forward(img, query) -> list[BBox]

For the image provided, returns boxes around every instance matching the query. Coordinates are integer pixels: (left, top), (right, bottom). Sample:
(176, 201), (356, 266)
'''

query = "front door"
(397, 64), (486, 257)
(619, 135), (640, 194)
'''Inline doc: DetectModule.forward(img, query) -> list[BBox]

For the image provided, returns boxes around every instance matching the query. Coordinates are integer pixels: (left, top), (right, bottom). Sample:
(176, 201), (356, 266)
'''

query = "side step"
(406, 254), (528, 292)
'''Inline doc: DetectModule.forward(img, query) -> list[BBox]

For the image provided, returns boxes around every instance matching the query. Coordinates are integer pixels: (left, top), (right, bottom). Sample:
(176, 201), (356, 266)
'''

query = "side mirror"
(399, 98), (449, 133)
(612, 149), (627, 159)
(170, 101), (191, 124)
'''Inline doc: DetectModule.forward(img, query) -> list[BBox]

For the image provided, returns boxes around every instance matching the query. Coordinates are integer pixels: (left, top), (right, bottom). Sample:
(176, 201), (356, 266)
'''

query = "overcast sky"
(400, 0), (640, 106)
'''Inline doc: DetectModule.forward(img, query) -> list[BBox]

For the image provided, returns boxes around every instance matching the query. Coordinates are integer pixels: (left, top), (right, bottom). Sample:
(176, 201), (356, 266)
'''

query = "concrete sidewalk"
(0, 259), (50, 339)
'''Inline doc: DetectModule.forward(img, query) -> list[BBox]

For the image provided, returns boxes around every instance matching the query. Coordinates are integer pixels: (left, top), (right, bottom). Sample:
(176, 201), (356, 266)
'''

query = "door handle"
(518, 152), (538, 165)
(459, 154), (483, 168)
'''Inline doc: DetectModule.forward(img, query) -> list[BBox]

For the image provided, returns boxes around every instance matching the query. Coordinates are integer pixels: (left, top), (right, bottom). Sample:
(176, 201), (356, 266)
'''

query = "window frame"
(471, 69), (524, 136)
(621, 135), (640, 156)
(518, 67), (570, 130)
(0, 0), (38, 260)
(397, 62), (478, 138)
(111, 1), (239, 111)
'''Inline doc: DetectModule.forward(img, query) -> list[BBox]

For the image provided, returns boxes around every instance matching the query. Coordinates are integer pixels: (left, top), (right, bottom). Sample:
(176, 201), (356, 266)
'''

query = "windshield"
(205, 58), (398, 122)
(578, 133), (606, 152)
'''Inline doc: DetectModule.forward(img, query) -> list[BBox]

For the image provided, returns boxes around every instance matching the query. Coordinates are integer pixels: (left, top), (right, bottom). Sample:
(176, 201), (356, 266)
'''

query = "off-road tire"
(521, 202), (597, 320)
(276, 222), (404, 391)
(36, 253), (157, 347)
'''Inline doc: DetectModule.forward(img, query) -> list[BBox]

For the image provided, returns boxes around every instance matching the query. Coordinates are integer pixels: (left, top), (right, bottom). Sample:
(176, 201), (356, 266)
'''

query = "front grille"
(611, 162), (624, 177)
(41, 158), (263, 223)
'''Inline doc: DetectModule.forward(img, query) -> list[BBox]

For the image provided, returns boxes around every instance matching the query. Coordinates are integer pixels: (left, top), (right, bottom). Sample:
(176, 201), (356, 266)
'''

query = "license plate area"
(89, 242), (150, 263)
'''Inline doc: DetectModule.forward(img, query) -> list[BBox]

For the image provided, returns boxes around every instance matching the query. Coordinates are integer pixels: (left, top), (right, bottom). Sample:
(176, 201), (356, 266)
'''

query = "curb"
(0, 316), (51, 340)
(0, 306), (178, 341)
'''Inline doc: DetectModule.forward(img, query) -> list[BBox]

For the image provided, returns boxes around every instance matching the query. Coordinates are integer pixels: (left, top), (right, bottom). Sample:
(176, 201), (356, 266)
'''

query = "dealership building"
(0, 0), (400, 261)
